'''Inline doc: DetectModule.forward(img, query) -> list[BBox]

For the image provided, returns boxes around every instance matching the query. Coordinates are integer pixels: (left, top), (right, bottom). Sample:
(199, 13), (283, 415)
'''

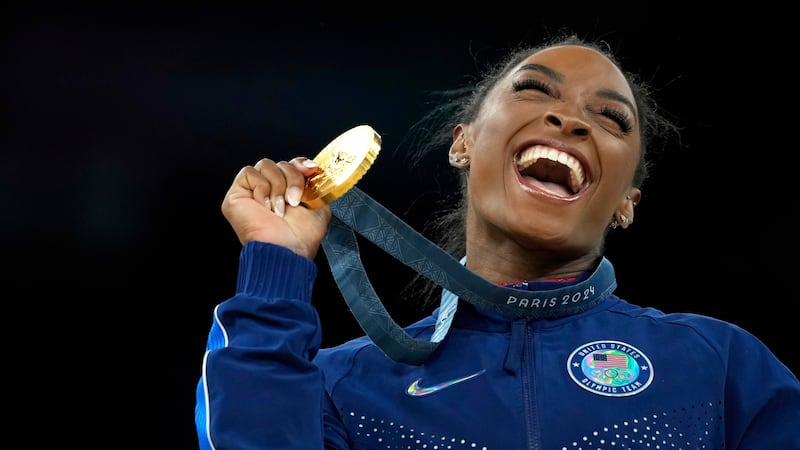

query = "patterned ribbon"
(322, 187), (617, 365)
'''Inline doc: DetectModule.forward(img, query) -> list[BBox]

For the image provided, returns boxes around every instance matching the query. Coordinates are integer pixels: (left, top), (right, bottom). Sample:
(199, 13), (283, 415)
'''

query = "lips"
(515, 145), (586, 196)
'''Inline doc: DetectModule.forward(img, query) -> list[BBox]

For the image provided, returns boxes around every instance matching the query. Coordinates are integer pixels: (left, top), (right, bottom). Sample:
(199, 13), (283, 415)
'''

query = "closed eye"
(512, 78), (554, 95)
(600, 106), (633, 134)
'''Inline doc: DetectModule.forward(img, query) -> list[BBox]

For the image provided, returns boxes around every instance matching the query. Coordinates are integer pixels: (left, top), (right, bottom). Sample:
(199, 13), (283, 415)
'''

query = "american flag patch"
(593, 353), (628, 368)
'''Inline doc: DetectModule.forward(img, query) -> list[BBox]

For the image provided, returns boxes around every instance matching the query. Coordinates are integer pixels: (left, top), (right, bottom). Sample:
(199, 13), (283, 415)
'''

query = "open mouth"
(515, 145), (586, 197)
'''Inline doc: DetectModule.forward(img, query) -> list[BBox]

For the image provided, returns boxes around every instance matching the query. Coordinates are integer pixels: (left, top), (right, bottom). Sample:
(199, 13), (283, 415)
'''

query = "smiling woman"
(6, 7), (797, 449)
(194, 33), (800, 450)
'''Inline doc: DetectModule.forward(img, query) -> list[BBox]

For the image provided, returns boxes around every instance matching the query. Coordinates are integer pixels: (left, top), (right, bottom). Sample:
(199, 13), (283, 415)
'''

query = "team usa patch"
(567, 340), (653, 397)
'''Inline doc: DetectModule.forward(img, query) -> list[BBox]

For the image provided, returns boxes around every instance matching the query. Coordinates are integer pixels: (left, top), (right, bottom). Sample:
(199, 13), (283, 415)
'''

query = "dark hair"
(401, 32), (679, 309)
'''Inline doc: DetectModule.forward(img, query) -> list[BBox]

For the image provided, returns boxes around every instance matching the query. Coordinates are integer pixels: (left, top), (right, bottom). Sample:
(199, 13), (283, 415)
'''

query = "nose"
(544, 111), (591, 137)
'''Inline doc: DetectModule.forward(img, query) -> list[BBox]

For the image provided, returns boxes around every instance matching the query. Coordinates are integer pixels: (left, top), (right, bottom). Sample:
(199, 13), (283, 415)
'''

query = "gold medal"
(301, 125), (381, 208)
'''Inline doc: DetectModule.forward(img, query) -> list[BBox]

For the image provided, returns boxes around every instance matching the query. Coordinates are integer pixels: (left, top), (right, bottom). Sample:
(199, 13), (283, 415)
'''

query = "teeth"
(516, 145), (585, 191)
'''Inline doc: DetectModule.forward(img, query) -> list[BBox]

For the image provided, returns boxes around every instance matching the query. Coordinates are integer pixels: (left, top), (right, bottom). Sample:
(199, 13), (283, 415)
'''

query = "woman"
(195, 34), (800, 449)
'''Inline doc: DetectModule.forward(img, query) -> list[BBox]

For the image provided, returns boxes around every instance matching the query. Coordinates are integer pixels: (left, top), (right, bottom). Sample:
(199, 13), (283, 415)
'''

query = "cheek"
(602, 140), (641, 185)
(466, 113), (522, 194)
(470, 95), (527, 146)
(466, 156), (520, 229)
(469, 148), (509, 195)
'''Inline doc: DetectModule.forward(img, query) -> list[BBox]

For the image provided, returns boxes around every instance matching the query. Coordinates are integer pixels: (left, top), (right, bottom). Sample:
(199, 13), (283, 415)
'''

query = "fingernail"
(302, 159), (318, 168)
(274, 196), (286, 217)
(287, 186), (302, 207)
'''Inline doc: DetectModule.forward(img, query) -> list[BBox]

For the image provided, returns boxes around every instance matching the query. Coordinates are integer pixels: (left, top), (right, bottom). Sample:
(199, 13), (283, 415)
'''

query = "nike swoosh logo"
(406, 369), (486, 397)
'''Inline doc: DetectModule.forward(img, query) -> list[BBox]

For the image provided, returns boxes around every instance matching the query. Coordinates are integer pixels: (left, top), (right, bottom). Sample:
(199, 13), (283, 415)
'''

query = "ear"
(615, 187), (641, 229)
(448, 124), (471, 168)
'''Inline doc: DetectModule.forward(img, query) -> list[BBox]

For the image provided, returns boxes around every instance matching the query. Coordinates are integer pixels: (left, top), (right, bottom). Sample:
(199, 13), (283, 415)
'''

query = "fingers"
(249, 156), (319, 217)
(277, 157), (320, 207)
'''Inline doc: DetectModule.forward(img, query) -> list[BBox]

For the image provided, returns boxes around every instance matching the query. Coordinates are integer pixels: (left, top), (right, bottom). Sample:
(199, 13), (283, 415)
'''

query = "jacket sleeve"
(195, 241), (340, 450)
(722, 322), (800, 449)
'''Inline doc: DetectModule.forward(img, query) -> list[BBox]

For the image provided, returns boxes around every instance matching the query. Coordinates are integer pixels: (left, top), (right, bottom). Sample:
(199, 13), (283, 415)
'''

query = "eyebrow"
(518, 63), (563, 82)
(596, 88), (636, 115)
(516, 63), (636, 114)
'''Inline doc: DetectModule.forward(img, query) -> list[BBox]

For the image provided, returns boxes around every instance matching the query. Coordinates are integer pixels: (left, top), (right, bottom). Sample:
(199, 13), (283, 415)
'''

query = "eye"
(599, 106), (634, 134)
(512, 78), (554, 95)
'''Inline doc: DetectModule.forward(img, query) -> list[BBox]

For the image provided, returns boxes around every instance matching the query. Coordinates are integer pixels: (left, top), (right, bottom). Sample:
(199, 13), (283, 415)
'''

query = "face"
(456, 45), (642, 259)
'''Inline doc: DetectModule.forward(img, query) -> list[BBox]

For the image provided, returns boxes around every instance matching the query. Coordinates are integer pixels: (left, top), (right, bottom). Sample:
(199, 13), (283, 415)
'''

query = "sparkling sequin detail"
(348, 412), (489, 449)
(557, 403), (724, 449)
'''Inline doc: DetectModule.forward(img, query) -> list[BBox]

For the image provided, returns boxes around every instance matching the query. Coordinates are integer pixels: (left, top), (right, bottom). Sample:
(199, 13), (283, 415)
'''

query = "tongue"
(524, 176), (571, 197)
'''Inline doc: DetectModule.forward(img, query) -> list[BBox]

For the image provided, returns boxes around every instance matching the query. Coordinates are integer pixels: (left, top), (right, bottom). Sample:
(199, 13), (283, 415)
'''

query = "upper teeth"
(516, 145), (585, 191)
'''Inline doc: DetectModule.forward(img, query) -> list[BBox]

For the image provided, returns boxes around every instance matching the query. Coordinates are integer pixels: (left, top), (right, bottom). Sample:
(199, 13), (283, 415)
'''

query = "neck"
(464, 241), (600, 285)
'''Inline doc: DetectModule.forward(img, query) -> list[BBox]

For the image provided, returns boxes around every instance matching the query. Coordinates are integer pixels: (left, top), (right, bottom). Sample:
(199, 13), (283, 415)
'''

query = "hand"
(221, 157), (332, 260)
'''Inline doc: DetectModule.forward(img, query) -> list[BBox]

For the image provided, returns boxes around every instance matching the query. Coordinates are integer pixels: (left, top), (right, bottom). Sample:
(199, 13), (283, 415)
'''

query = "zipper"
(506, 320), (540, 449)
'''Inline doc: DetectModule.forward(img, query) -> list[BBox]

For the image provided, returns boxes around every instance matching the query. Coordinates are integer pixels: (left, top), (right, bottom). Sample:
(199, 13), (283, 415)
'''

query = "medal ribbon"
(321, 187), (616, 365)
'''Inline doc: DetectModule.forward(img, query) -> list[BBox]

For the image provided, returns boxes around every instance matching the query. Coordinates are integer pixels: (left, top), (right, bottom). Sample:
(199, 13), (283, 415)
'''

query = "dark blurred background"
(5, 6), (795, 448)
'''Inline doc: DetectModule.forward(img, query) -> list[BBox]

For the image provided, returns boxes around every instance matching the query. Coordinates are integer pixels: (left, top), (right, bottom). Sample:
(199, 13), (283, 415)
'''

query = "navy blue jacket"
(196, 241), (800, 449)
